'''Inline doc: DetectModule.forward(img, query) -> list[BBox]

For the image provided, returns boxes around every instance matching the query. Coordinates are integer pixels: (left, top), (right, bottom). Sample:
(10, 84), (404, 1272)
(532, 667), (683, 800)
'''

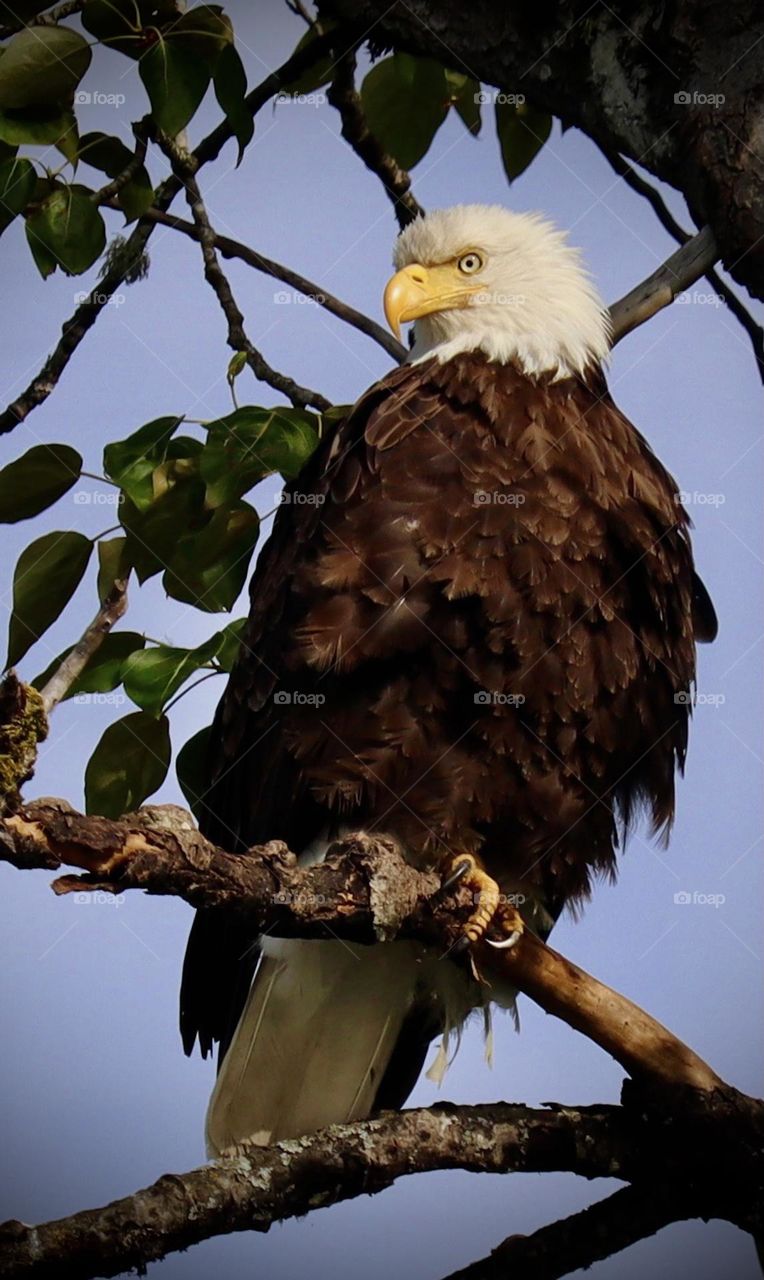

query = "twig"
(114, 205), (406, 362)
(610, 227), (718, 343)
(0, 0), (84, 38)
(178, 169), (331, 410)
(441, 1184), (692, 1280)
(285, 0), (316, 24)
(327, 52), (424, 230)
(0, 27), (345, 436)
(0, 815), (723, 1092)
(0, 1103), (632, 1280)
(37, 578), (128, 715)
(90, 132), (149, 208)
(604, 149), (764, 377)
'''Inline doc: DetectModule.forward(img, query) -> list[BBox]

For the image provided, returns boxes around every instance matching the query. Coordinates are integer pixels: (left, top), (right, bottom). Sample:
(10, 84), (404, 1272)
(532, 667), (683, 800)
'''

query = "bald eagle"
(180, 205), (716, 1154)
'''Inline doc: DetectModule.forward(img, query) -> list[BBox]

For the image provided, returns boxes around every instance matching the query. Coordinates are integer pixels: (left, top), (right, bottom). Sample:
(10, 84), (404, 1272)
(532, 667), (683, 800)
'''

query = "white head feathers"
(392, 204), (611, 380)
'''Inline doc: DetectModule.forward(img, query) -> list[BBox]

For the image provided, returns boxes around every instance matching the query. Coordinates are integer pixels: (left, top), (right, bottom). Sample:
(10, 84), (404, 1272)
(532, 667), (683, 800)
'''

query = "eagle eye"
(457, 251), (484, 275)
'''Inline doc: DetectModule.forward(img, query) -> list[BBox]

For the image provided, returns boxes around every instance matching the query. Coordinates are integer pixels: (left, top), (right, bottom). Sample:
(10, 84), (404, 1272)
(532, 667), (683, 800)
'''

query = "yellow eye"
(458, 251), (484, 274)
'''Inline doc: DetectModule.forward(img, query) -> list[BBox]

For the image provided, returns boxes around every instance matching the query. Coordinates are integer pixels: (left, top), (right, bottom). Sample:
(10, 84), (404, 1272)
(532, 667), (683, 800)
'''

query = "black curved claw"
(439, 858), (472, 895)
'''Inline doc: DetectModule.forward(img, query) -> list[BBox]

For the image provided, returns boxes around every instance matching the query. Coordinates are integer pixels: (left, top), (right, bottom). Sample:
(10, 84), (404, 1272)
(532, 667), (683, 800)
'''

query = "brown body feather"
(181, 353), (715, 1068)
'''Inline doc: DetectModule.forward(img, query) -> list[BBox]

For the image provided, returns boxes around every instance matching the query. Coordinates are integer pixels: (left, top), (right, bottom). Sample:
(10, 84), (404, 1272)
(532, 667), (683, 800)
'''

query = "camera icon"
(273, 691), (292, 704)
(274, 290), (291, 304)
(674, 691), (691, 705)
(674, 91), (691, 105)
(473, 90), (492, 104)
(473, 490), (491, 506)
(74, 90), (91, 105)
(673, 891), (692, 905)
(474, 691), (491, 705)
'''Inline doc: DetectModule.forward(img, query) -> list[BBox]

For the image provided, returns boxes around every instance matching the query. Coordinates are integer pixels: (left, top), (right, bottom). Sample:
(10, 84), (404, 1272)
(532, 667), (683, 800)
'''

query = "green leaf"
(280, 24), (336, 95)
(6, 531), (92, 668)
(103, 414), (184, 509)
(139, 39), (211, 136)
(0, 156), (36, 232)
(495, 100), (552, 181)
(78, 131), (154, 223)
(0, 103), (76, 150)
(360, 54), (449, 169)
(96, 535), (129, 601)
(85, 710), (171, 817)
(176, 723), (211, 820)
(25, 184), (105, 276)
(120, 478), (206, 583)
(213, 44), (253, 165)
(200, 406), (320, 507)
(214, 616), (246, 671)
(0, 443), (81, 522)
(163, 501), (259, 612)
(32, 630), (146, 699)
(0, 25), (91, 109)
(122, 637), (220, 715)
(171, 5), (232, 63)
(445, 70), (481, 136)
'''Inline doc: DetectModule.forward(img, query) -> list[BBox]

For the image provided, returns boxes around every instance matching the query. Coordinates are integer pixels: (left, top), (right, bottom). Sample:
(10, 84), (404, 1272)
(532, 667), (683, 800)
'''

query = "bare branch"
(0, 1103), (632, 1280)
(119, 204), (406, 362)
(0, 0), (84, 39)
(610, 227), (719, 343)
(442, 1184), (692, 1280)
(0, 27), (346, 436)
(0, 809), (723, 1092)
(38, 578), (128, 715)
(327, 52), (424, 230)
(603, 150), (764, 378)
(90, 130), (149, 208)
(177, 168), (331, 410)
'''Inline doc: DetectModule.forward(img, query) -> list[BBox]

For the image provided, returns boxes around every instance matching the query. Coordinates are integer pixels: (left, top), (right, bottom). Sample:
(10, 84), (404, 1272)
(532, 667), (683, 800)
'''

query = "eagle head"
(384, 204), (611, 380)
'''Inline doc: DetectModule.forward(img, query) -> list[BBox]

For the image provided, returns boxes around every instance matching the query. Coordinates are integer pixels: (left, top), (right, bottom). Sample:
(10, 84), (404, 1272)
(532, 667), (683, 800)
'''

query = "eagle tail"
(204, 936), (477, 1156)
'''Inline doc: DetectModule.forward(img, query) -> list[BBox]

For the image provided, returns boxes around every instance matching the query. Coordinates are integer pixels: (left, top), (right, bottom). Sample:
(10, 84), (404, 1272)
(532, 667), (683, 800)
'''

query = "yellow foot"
(445, 854), (525, 951)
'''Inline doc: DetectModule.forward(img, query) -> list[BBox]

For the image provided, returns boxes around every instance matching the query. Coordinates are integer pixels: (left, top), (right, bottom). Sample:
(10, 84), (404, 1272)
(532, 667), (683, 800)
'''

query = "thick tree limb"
(0, 27), (347, 435)
(328, 51), (424, 229)
(113, 204), (407, 362)
(442, 1184), (694, 1280)
(0, 1103), (633, 1280)
(320, 0), (764, 302)
(0, 806), (723, 1092)
(178, 169), (331, 410)
(37, 578), (128, 715)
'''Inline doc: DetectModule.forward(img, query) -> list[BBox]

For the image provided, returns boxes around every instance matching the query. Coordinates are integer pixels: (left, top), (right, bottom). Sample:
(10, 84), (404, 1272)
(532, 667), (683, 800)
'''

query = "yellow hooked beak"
(383, 262), (482, 339)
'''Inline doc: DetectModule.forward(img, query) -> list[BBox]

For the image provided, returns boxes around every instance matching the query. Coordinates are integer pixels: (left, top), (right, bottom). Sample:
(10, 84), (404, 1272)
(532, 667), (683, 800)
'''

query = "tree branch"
(609, 226), (719, 342)
(0, 1102), (632, 1280)
(442, 1184), (693, 1280)
(0, 26), (347, 436)
(0, 0), (84, 39)
(112, 204), (407, 362)
(327, 51), (424, 229)
(0, 807), (723, 1092)
(37, 577), (128, 715)
(177, 167), (331, 410)
(602, 150), (764, 378)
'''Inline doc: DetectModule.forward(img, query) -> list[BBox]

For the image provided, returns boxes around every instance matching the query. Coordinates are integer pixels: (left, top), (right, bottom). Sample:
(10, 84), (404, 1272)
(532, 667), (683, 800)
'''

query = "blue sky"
(1, 3), (762, 1277)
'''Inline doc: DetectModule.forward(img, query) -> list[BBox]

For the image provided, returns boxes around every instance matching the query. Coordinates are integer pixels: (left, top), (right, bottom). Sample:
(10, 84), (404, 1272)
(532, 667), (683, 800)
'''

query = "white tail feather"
(205, 936), (479, 1156)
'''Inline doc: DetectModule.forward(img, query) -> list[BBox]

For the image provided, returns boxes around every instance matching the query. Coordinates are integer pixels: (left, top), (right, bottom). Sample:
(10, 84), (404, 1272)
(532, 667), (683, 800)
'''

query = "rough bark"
(319, 0), (764, 300)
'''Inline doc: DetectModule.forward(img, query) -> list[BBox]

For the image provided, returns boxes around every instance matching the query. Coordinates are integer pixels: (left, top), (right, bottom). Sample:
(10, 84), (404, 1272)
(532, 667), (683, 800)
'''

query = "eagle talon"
(445, 853), (501, 947)
(440, 857), (472, 894)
